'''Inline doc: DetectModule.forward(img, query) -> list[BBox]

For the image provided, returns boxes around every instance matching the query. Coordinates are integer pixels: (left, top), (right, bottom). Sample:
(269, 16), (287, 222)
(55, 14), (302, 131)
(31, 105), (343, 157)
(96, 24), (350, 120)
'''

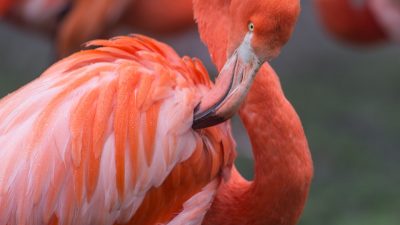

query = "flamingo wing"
(0, 35), (235, 225)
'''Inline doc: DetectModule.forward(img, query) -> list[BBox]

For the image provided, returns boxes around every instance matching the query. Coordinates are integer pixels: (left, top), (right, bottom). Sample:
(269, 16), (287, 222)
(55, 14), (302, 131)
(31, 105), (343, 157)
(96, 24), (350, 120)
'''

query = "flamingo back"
(0, 35), (236, 225)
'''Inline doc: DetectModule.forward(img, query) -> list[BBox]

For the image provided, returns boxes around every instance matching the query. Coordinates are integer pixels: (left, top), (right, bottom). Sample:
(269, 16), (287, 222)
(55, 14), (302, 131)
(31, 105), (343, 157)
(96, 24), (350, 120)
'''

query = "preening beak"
(193, 33), (262, 129)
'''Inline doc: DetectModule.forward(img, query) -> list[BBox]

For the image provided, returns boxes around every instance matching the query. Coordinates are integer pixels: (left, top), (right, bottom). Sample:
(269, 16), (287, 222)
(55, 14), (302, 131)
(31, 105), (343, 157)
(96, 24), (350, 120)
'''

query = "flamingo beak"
(193, 33), (262, 129)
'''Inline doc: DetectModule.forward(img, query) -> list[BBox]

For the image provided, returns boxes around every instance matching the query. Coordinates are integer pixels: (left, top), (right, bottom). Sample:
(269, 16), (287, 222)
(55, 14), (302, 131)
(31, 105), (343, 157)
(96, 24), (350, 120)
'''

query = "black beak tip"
(192, 114), (228, 129)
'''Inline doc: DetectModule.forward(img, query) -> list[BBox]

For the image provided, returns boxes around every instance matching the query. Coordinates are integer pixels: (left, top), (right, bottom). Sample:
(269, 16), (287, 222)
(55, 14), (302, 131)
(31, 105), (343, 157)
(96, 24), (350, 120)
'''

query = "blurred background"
(0, 1), (399, 225)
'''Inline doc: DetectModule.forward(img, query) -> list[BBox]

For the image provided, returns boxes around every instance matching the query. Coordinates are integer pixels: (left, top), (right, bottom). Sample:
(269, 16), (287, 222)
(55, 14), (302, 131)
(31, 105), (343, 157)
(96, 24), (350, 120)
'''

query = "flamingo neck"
(204, 64), (313, 225)
(193, 0), (230, 70)
(315, 0), (387, 44)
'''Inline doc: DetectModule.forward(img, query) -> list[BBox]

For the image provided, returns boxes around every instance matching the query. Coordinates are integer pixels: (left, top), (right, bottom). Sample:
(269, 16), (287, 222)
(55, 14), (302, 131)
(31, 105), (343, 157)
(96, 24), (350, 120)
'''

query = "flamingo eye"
(248, 22), (254, 32)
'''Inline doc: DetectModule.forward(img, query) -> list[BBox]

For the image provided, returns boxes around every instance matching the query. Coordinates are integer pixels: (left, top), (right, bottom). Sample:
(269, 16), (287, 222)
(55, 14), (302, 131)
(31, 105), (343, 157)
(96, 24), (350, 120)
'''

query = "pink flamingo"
(0, 0), (313, 224)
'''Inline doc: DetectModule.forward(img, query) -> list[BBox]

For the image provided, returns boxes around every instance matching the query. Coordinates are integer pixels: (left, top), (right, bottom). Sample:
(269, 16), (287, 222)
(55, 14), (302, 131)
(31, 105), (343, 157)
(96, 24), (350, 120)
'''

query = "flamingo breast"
(0, 35), (235, 225)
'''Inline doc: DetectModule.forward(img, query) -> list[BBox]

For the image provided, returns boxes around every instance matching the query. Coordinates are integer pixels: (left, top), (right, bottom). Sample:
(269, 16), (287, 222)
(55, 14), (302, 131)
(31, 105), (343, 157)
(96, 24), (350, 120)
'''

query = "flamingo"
(0, 0), (194, 57)
(314, 0), (400, 45)
(0, 0), (313, 224)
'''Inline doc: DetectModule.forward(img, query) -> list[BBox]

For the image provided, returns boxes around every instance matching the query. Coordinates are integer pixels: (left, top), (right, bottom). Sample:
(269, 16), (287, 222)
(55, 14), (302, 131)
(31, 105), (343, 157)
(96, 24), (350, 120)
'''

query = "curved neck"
(204, 65), (313, 225)
(315, 0), (386, 44)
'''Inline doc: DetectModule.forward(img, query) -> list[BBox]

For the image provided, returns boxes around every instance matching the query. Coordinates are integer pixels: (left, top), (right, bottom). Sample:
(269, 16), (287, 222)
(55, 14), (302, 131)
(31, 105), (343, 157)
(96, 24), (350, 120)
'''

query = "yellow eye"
(248, 22), (254, 32)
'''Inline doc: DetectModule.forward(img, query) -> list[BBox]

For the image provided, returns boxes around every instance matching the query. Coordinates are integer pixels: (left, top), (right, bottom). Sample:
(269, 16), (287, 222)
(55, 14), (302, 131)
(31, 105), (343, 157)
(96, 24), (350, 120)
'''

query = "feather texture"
(0, 35), (235, 225)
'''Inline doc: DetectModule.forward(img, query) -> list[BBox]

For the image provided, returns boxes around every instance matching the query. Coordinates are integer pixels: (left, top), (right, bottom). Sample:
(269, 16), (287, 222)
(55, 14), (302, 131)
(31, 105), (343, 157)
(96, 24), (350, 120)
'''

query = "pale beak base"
(193, 33), (261, 129)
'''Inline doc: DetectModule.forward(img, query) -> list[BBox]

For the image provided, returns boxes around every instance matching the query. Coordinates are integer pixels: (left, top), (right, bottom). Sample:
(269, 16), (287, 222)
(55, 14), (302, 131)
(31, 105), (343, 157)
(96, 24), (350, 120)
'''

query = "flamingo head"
(227, 0), (301, 62)
(193, 0), (300, 129)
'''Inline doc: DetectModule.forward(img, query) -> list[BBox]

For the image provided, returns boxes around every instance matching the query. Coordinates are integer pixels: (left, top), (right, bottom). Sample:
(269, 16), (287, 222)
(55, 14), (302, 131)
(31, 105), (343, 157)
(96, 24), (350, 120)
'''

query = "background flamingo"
(0, 0), (194, 57)
(0, 0), (313, 224)
(313, 0), (400, 45)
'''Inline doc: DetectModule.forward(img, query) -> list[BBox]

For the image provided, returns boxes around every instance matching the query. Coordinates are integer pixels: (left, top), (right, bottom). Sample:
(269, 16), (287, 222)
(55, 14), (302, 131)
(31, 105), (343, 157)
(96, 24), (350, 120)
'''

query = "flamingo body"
(314, 0), (400, 45)
(123, 0), (194, 33)
(0, 35), (235, 225)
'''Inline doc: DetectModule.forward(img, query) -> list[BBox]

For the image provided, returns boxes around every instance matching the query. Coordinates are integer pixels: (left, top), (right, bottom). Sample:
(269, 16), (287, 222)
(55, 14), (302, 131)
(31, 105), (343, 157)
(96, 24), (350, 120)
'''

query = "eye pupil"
(248, 22), (254, 31)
